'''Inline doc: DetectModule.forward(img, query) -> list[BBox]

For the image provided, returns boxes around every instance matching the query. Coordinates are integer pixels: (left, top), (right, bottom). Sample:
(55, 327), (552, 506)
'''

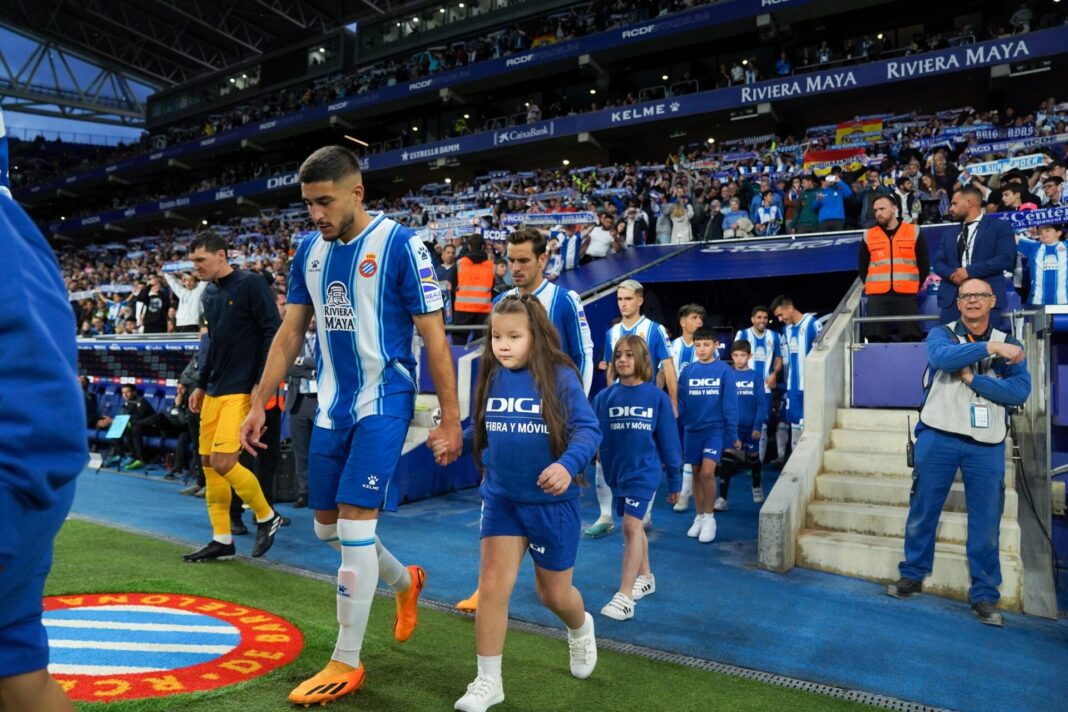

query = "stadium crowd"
(13, 1), (1063, 191)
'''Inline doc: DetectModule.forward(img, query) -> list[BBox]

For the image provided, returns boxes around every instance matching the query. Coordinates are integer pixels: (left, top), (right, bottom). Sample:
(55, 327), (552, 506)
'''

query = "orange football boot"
(456, 588), (479, 613)
(288, 661), (365, 707)
(394, 565), (426, 642)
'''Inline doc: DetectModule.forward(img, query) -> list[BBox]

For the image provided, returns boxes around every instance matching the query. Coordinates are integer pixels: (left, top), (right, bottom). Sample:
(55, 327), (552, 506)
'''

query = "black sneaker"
(183, 540), (236, 562)
(971, 600), (1004, 627)
(885, 577), (923, 599)
(252, 512), (282, 558)
(231, 515), (249, 536)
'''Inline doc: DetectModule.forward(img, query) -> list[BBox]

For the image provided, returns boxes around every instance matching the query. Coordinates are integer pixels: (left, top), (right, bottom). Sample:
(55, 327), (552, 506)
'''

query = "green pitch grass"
(49, 519), (871, 711)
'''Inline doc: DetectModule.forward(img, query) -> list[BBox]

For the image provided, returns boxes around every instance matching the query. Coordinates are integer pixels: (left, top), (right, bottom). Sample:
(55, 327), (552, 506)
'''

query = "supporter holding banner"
(835, 119), (883, 145)
(803, 148), (866, 176)
(502, 212), (598, 226)
(964, 153), (1047, 177)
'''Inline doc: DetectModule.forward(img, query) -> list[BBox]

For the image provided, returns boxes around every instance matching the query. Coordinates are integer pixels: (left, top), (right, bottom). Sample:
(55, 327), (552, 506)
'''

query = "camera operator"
(886, 278), (1031, 627)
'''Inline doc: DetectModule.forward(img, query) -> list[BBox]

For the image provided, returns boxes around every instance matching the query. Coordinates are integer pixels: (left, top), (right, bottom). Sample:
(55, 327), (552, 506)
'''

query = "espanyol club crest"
(42, 592), (302, 702)
(359, 253), (378, 278)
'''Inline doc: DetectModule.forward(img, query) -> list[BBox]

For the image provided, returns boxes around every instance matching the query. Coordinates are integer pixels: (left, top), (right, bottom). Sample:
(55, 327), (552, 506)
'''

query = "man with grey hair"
(587, 279), (677, 539)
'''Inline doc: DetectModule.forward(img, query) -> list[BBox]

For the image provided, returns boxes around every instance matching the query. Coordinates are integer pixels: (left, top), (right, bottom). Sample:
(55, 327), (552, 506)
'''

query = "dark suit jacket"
(932, 216), (1015, 309)
(285, 361), (317, 413)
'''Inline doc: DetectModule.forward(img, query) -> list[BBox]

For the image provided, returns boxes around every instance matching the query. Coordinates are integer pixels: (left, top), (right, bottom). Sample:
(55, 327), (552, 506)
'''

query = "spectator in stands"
(858, 195), (928, 342)
(163, 271), (207, 333)
(916, 174), (949, 224)
(895, 176), (921, 224)
(793, 175), (821, 234)
(775, 52), (792, 76)
(137, 276), (170, 334)
(581, 212), (623, 260)
(754, 192), (783, 236)
(932, 186), (1016, 324)
(669, 200), (694, 243)
(887, 277), (1030, 627)
(623, 200), (648, 246)
(730, 61), (744, 84)
(814, 174), (851, 231)
(817, 41), (832, 64)
(1010, 2), (1034, 33)
(1041, 176), (1064, 207)
(995, 182), (1026, 213)
(1016, 223), (1068, 306)
(851, 168), (891, 229)
(722, 197), (748, 235)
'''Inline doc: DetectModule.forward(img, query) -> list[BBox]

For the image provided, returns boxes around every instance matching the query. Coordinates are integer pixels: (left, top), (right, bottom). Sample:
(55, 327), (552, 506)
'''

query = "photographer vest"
(919, 322), (1009, 444)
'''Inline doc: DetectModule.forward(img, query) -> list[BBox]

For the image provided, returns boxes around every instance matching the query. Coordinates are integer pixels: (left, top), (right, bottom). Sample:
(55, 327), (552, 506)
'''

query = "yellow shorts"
(198, 394), (250, 455)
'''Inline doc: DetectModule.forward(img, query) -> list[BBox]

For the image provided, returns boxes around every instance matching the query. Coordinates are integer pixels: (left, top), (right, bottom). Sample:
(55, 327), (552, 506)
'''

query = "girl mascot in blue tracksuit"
(432, 293), (601, 712)
(593, 335), (681, 621)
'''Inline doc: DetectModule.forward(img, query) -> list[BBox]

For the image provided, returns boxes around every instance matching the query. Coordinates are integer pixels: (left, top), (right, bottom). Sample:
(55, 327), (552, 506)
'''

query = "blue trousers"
(899, 429), (1005, 603)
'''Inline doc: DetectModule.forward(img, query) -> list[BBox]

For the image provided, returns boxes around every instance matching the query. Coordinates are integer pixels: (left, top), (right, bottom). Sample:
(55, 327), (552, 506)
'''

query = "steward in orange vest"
(452, 234), (495, 344)
(858, 195), (930, 342)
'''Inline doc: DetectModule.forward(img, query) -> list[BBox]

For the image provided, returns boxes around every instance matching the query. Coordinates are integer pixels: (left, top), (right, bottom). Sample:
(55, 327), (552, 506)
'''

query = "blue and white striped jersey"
(1017, 238), (1068, 305)
(496, 279), (594, 394)
(670, 337), (696, 375)
(287, 213), (443, 429)
(782, 314), (821, 394)
(734, 327), (783, 393)
(604, 317), (672, 378)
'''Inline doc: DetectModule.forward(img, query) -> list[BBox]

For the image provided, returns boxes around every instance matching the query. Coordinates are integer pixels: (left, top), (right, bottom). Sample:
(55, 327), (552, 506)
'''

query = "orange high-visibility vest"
(454, 257), (494, 314)
(864, 222), (920, 295)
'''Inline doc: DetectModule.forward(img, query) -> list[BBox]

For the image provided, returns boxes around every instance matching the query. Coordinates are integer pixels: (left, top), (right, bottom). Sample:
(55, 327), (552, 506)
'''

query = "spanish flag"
(835, 119), (883, 145)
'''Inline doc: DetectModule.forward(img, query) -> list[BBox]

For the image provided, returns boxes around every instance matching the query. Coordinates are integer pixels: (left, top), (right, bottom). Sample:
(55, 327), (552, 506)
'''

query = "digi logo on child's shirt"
(608, 405), (654, 431)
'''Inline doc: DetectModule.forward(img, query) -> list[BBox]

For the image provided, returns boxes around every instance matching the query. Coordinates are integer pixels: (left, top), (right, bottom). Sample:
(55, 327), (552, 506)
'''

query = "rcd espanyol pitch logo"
(43, 593), (302, 702)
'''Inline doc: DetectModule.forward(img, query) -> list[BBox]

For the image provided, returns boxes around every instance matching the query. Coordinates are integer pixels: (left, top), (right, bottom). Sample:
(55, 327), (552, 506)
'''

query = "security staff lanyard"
(964, 331), (990, 428)
(961, 220), (978, 269)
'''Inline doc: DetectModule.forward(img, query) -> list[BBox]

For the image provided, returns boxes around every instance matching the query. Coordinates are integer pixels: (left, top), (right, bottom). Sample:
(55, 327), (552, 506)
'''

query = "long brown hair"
(613, 334), (653, 383)
(471, 294), (579, 473)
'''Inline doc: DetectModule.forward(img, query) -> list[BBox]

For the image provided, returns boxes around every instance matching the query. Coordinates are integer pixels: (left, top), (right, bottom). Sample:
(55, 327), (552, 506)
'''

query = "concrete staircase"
(796, 408), (1023, 610)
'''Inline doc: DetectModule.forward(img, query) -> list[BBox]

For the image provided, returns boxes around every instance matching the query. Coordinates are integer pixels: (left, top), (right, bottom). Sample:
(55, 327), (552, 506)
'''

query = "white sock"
(255, 508), (276, 524)
(477, 654), (502, 679)
(776, 423), (789, 460)
(213, 534), (233, 545)
(567, 612), (593, 638)
(758, 425), (768, 462)
(333, 519), (378, 668)
(680, 465), (693, 497)
(375, 536), (411, 591)
(595, 462), (612, 520)
(313, 520), (342, 552)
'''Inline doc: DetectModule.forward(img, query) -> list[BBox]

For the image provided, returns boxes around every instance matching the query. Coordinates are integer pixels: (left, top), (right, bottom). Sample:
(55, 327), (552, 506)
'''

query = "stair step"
(796, 529), (1021, 609)
(815, 474), (1018, 518)
(821, 450), (1015, 488)
(830, 428), (910, 453)
(806, 501), (1019, 552)
(836, 408), (913, 432)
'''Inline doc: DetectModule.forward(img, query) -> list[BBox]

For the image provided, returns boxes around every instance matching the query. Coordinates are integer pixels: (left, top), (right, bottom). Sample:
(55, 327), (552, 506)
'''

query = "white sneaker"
(454, 674), (504, 712)
(673, 491), (690, 512)
(567, 612), (597, 679)
(752, 486), (764, 503)
(713, 497), (729, 511)
(698, 515), (717, 543)
(600, 593), (635, 621)
(687, 514), (704, 538)
(631, 574), (656, 600)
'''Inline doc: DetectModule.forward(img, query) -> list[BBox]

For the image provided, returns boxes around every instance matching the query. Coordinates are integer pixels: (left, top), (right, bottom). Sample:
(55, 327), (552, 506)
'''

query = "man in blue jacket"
(0, 177), (87, 707)
(887, 278), (1030, 626)
(932, 186), (1015, 324)
(814, 173), (852, 231)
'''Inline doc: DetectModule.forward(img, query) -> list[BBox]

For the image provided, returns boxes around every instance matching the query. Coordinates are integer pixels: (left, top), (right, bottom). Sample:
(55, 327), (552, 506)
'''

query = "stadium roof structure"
(0, 0), (432, 126)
